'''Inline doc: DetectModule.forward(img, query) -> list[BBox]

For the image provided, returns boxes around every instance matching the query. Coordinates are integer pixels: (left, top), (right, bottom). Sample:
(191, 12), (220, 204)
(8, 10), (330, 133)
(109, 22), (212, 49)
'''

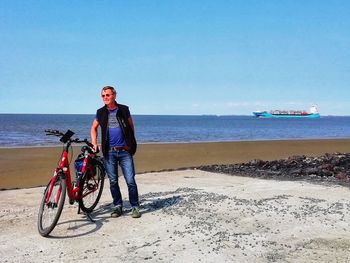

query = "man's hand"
(92, 144), (100, 153)
(91, 119), (100, 153)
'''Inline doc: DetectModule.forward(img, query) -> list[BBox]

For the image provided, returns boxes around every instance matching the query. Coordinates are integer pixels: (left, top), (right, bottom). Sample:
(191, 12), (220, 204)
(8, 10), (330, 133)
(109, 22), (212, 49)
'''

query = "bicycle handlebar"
(72, 138), (94, 148)
(45, 129), (65, 137)
(45, 129), (96, 151)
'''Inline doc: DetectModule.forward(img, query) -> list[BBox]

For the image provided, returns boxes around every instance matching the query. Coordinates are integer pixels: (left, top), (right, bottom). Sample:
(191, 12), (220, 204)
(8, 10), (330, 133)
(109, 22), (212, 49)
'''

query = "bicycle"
(37, 129), (105, 237)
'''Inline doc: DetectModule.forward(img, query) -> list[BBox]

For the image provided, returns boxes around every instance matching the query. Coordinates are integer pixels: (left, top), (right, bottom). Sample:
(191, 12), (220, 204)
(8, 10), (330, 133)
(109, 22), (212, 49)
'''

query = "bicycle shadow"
(47, 193), (183, 239)
(48, 203), (111, 239)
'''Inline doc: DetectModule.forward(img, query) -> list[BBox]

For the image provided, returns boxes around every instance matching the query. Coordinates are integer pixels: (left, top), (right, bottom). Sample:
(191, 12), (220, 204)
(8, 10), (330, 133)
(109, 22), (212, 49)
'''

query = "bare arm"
(90, 119), (100, 151)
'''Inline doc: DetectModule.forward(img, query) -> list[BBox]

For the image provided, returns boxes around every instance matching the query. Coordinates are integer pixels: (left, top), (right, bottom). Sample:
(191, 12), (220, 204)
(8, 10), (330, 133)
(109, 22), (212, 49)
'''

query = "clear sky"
(1, 0), (349, 115)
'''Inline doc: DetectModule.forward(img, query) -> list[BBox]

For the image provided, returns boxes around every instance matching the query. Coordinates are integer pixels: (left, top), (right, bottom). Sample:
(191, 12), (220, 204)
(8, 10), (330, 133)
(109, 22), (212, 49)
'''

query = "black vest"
(96, 103), (137, 157)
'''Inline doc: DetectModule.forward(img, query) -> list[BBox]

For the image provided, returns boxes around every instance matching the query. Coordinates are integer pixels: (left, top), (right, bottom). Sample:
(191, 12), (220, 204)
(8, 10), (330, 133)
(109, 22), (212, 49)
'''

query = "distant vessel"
(253, 105), (320, 118)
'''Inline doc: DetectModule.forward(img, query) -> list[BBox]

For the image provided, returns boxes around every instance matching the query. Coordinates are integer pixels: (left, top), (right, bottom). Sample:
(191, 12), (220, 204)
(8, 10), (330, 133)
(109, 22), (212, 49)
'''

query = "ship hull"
(253, 112), (320, 118)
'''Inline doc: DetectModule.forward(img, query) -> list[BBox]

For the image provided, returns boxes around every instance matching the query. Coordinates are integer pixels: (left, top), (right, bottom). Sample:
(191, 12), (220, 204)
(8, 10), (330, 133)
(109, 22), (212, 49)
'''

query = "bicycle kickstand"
(77, 205), (95, 223)
(85, 213), (95, 223)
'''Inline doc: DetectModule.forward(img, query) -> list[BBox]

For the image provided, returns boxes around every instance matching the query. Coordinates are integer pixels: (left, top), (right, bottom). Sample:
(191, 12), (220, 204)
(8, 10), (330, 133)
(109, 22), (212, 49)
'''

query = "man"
(91, 86), (141, 218)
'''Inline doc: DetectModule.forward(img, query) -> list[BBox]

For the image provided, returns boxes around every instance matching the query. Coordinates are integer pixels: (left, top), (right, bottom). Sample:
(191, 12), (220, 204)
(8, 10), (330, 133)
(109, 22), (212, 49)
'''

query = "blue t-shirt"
(107, 109), (126, 147)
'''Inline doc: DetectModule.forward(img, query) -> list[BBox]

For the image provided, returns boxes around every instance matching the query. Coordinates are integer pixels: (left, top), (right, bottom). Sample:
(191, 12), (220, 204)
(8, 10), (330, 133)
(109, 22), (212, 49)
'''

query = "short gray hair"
(101, 86), (116, 95)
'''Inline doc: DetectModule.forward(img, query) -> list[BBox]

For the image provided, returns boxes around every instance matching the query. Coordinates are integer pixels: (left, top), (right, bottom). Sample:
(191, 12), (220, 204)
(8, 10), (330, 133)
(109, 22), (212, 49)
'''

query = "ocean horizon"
(1, 113), (350, 148)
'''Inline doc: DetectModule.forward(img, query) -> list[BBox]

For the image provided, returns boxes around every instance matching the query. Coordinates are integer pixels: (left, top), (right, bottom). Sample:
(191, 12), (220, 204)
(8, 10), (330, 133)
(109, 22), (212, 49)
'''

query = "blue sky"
(1, 0), (349, 115)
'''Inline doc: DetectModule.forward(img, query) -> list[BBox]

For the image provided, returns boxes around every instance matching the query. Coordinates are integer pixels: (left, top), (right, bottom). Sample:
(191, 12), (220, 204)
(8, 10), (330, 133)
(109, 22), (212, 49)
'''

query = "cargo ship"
(253, 105), (320, 118)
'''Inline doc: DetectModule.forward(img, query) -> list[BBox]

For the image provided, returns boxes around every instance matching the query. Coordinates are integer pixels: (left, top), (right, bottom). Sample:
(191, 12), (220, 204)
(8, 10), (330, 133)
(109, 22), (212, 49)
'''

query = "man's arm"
(90, 119), (100, 152)
(128, 117), (135, 132)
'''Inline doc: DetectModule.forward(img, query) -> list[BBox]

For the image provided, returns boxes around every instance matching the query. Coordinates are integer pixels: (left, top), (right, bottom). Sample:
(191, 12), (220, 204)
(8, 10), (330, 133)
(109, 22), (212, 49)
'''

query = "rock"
(250, 159), (264, 166)
(198, 152), (350, 187)
(290, 169), (302, 175)
(336, 172), (348, 181)
(304, 167), (318, 175)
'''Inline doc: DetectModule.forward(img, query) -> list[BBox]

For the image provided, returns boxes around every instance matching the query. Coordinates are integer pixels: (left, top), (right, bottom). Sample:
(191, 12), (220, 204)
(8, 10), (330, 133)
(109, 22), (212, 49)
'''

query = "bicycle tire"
(78, 163), (105, 213)
(38, 175), (66, 237)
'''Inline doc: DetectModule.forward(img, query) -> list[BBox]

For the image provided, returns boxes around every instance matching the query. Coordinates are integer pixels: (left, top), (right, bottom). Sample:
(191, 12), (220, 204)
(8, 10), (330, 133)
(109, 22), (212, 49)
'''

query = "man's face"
(101, 89), (115, 105)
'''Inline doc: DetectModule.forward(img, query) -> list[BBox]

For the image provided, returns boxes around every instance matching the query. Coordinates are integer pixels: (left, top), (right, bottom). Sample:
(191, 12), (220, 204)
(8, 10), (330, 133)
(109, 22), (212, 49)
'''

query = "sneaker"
(131, 207), (141, 218)
(111, 206), (123, 218)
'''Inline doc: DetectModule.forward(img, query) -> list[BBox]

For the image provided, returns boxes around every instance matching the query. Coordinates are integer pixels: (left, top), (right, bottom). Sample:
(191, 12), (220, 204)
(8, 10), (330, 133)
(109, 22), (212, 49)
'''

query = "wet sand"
(1, 139), (350, 190)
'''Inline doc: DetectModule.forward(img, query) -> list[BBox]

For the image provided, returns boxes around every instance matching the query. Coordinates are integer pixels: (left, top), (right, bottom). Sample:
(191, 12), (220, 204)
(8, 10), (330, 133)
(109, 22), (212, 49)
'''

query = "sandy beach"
(1, 139), (350, 190)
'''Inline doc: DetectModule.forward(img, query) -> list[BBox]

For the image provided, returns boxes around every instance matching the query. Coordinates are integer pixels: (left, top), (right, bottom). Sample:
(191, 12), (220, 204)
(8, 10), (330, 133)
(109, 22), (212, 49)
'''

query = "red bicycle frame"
(45, 148), (76, 205)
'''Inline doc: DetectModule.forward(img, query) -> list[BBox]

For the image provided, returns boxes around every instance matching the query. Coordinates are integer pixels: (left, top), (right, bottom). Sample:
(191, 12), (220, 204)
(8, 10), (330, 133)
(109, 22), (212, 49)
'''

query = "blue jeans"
(103, 150), (139, 208)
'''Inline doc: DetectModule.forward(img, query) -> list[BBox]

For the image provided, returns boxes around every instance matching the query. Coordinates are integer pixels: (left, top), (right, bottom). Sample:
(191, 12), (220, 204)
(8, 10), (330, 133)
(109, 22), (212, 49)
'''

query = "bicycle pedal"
(69, 199), (75, 205)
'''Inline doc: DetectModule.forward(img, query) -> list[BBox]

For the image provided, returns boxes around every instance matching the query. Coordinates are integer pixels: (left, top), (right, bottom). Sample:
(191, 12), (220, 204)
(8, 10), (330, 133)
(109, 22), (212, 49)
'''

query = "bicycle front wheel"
(78, 163), (105, 213)
(37, 175), (66, 237)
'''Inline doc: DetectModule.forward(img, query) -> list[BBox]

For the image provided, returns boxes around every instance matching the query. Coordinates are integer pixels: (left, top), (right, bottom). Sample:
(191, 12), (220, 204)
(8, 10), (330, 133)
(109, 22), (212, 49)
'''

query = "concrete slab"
(1, 170), (350, 262)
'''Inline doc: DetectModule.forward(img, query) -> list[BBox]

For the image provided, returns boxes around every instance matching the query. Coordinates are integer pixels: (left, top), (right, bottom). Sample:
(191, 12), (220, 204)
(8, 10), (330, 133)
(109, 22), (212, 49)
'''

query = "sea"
(1, 114), (350, 148)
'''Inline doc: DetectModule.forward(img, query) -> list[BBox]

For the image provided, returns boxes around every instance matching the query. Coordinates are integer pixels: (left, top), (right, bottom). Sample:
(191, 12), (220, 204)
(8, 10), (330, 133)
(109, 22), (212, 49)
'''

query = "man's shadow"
(138, 195), (183, 214)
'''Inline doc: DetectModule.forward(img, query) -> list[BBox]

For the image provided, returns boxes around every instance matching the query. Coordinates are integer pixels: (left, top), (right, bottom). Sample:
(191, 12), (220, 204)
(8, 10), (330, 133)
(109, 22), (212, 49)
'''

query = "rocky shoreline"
(197, 152), (350, 187)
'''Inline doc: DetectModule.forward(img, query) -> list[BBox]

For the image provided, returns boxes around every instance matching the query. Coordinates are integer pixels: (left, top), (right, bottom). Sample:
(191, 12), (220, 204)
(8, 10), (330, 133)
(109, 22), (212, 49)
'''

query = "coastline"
(1, 138), (350, 190)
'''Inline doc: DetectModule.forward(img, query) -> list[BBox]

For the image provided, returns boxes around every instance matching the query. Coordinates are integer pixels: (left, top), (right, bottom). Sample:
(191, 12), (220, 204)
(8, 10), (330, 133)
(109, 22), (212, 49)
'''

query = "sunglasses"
(101, 94), (114, 98)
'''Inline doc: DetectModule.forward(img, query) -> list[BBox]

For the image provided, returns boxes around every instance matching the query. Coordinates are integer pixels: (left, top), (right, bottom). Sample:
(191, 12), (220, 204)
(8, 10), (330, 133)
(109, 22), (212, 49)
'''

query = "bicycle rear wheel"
(37, 175), (66, 237)
(78, 163), (105, 213)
